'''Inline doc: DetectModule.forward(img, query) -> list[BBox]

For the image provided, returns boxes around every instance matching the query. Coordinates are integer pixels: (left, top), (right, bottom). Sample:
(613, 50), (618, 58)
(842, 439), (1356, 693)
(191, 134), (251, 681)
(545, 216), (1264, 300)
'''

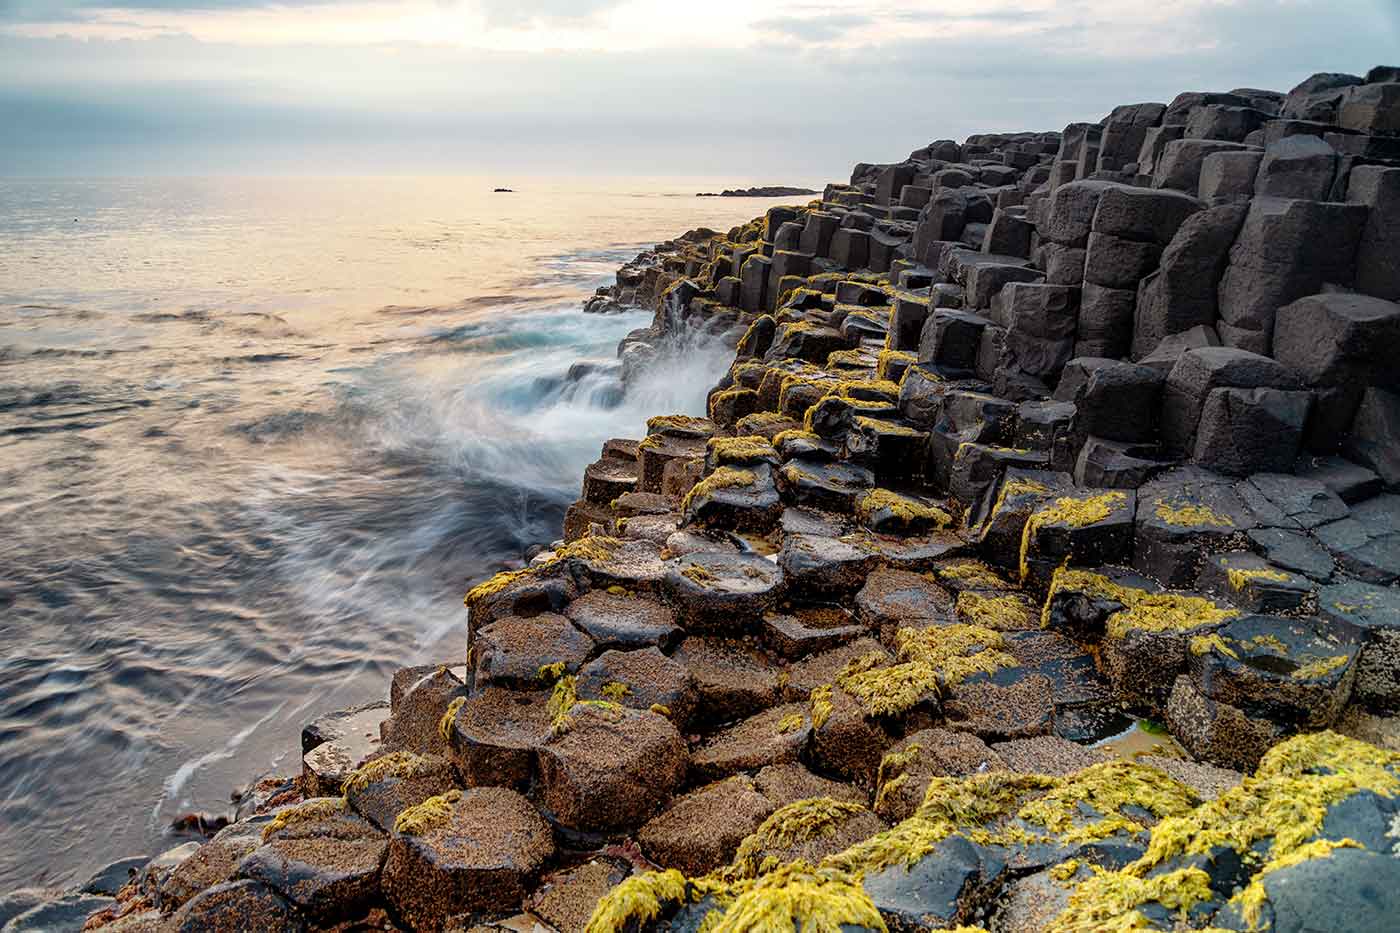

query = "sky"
(0, 0), (1396, 178)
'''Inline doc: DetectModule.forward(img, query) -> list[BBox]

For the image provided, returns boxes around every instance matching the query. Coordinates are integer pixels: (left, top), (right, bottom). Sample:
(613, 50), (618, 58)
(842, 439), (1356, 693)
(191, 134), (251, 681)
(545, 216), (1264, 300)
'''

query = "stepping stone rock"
(379, 667), (467, 759)
(1199, 552), (1315, 614)
(1319, 578), (1400, 712)
(1134, 474), (1255, 587)
(638, 776), (776, 875)
(785, 637), (891, 699)
(1247, 527), (1335, 581)
(854, 567), (955, 645)
(777, 459), (876, 512)
(472, 613), (594, 690)
(302, 701), (390, 756)
(661, 552), (784, 633)
(808, 685), (895, 788)
(874, 728), (1006, 822)
(538, 705), (687, 833)
(239, 799), (386, 920)
(1313, 494), (1400, 585)
(574, 647), (698, 728)
(777, 533), (878, 596)
(1020, 488), (1137, 585)
(443, 687), (552, 789)
(169, 880), (302, 933)
(158, 819), (267, 910)
(528, 859), (631, 933)
(754, 762), (867, 808)
(382, 787), (553, 931)
(564, 590), (680, 651)
(763, 604), (866, 660)
(342, 752), (456, 833)
(681, 462), (782, 532)
(690, 702), (812, 781)
(671, 636), (785, 725)
(941, 669), (1055, 742)
(862, 834), (1006, 932)
(735, 797), (886, 872)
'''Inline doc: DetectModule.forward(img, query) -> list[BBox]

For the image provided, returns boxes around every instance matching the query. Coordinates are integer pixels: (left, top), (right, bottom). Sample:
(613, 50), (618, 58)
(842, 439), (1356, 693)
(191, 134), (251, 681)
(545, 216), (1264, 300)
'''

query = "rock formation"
(24, 64), (1400, 933)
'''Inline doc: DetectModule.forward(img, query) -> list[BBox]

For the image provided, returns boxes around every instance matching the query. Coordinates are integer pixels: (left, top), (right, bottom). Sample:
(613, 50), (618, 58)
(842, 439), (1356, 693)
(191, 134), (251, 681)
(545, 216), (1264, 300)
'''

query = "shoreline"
(8, 63), (1400, 933)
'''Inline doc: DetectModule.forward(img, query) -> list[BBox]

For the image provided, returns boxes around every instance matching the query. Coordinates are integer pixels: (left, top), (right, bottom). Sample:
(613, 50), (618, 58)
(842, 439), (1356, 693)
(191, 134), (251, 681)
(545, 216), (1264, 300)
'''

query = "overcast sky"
(1, 1), (1396, 178)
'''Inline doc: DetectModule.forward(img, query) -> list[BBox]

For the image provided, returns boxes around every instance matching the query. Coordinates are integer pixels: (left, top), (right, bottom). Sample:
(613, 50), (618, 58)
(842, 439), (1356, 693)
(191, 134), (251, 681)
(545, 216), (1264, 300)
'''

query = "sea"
(0, 176), (808, 889)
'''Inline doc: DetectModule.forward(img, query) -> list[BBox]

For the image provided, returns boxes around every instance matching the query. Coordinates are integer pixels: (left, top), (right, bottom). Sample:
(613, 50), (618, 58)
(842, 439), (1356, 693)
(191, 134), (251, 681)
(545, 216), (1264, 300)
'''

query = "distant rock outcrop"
(696, 186), (818, 197)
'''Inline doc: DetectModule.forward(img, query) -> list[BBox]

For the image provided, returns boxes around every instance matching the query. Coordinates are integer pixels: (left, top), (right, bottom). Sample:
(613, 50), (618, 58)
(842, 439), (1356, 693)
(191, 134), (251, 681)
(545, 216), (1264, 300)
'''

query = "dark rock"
(1247, 527), (1336, 582)
(1132, 203), (1247, 360)
(381, 786), (553, 930)
(575, 646), (698, 728)
(1053, 357), (1164, 444)
(862, 835), (1005, 931)
(1314, 494), (1400, 584)
(564, 589), (681, 651)
(473, 613), (593, 690)
(1319, 577), (1400, 712)
(778, 459), (876, 513)
(662, 551), (783, 632)
(672, 636), (784, 725)
(169, 880), (302, 933)
(538, 705), (686, 833)
(690, 702), (812, 781)
(1193, 387), (1312, 477)
(1160, 347), (1300, 457)
(239, 801), (386, 920)
(1350, 165), (1400, 302)
(1347, 387), (1400, 487)
(444, 687), (551, 789)
(638, 776), (775, 876)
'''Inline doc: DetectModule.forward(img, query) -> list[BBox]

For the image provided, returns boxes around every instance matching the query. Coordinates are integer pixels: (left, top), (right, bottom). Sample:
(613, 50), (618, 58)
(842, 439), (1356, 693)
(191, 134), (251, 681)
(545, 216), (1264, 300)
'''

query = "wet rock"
(343, 753), (456, 833)
(681, 462), (782, 532)
(563, 589), (681, 652)
(671, 636), (784, 725)
(690, 702), (812, 781)
(1133, 473), (1255, 587)
(1170, 614), (1359, 768)
(443, 687), (552, 789)
(862, 834), (1006, 932)
(763, 604), (864, 660)
(1247, 527), (1335, 581)
(1004, 629), (1129, 742)
(79, 856), (150, 896)
(169, 880), (303, 933)
(1213, 847), (1400, 933)
(381, 787), (553, 931)
(1020, 488), (1137, 585)
(854, 567), (955, 645)
(1313, 494), (1400, 584)
(969, 468), (1071, 568)
(661, 551), (784, 632)
(157, 819), (268, 910)
(574, 646), (698, 728)
(473, 614), (594, 690)
(874, 728), (1006, 822)
(777, 459), (876, 512)
(466, 563), (578, 630)
(0, 891), (56, 930)
(1198, 552), (1315, 614)
(638, 434), (706, 495)
(538, 705), (687, 833)
(777, 533), (878, 596)
(1319, 578), (1400, 711)
(638, 776), (775, 875)
(239, 800), (386, 920)
(302, 701), (390, 758)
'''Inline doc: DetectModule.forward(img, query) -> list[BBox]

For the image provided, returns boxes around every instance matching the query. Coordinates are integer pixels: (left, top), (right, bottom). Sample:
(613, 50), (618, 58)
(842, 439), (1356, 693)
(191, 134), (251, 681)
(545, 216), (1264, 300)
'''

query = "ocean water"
(0, 176), (802, 889)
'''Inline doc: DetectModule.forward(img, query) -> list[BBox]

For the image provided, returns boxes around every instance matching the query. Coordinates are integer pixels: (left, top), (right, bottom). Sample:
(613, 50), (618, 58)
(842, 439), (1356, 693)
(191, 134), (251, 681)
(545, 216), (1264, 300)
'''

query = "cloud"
(753, 13), (873, 43)
(471, 0), (624, 28)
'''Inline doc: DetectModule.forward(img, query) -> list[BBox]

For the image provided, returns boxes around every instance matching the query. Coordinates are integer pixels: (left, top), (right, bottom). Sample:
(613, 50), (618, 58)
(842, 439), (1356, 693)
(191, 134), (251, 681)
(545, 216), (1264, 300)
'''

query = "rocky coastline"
(8, 64), (1400, 933)
(696, 187), (820, 198)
